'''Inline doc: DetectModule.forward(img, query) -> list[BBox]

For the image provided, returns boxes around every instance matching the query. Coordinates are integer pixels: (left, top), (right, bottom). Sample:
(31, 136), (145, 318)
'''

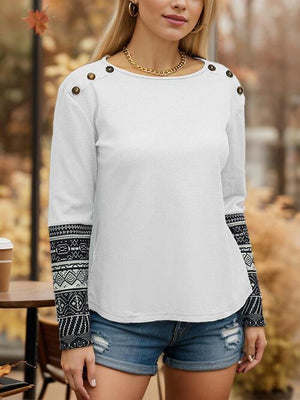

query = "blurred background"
(1, 0), (300, 399)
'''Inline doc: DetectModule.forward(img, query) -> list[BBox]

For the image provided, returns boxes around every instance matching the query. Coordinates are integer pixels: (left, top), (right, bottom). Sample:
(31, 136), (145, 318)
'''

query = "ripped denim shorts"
(89, 307), (244, 376)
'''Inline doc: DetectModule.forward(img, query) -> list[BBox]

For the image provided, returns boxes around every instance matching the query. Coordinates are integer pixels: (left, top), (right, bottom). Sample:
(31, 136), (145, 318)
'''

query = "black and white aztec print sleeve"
(48, 85), (97, 350)
(221, 79), (266, 328)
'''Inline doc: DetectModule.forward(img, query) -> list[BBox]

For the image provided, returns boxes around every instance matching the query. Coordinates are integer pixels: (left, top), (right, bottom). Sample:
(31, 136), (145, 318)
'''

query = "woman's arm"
(48, 82), (98, 399)
(221, 76), (266, 328)
(48, 84), (97, 349)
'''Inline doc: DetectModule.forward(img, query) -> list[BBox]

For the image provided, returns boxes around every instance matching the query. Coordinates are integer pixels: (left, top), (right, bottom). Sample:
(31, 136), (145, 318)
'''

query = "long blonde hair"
(90, 0), (216, 62)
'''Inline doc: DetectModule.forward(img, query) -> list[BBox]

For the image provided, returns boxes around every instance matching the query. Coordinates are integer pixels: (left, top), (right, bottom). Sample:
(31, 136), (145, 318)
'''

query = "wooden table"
(0, 281), (55, 399)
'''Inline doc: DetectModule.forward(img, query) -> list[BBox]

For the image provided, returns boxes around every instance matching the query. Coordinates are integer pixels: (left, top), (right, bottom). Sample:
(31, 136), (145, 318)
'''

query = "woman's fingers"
(65, 371), (76, 396)
(242, 336), (267, 373)
(236, 327), (267, 373)
(73, 369), (90, 400)
(61, 347), (97, 399)
(85, 352), (97, 388)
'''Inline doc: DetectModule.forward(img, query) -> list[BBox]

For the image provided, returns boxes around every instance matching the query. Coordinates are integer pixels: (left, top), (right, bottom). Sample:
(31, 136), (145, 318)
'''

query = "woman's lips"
(163, 16), (187, 26)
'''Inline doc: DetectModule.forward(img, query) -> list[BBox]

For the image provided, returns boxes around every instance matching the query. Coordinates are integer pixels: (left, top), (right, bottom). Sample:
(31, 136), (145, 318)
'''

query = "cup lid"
(0, 238), (13, 250)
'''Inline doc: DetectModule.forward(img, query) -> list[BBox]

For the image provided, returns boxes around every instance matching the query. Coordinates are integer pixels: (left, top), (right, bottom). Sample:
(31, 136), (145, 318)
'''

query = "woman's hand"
(236, 327), (267, 373)
(61, 345), (96, 400)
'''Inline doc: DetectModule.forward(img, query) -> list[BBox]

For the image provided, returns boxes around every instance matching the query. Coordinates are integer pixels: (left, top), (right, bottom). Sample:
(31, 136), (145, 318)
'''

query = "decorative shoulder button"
(208, 64), (216, 71)
(226, 69), (233, 78)
(71, 86), (80, 95)
(106, 66), (114, 73)
(237, 86), (244, 95)
(87, 72), (96, 80)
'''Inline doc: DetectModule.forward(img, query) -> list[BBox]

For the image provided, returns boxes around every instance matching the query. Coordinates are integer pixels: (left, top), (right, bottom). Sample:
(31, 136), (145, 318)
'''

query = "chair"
(37, 317), (70, 400)
(0, 376), (33, 398)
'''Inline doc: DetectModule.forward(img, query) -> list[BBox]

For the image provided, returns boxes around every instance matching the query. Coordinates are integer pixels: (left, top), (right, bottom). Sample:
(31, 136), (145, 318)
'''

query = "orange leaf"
(22, 7), (49, 35)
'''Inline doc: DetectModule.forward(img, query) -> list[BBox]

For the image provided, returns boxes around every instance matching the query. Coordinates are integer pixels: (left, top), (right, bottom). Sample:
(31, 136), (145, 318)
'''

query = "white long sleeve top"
(48, 54), (266, 350)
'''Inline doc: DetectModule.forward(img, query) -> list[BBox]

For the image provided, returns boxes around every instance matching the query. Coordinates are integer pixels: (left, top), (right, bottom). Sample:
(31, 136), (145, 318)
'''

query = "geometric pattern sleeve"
(221, 76), (266, 328)
(47, 84), (97, 350)
(48, 224), (93, 350)
(225, 213), (266, 327)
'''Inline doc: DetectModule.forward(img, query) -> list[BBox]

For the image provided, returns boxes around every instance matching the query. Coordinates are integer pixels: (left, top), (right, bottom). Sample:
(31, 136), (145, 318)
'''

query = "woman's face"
(137, 0), (205, 41)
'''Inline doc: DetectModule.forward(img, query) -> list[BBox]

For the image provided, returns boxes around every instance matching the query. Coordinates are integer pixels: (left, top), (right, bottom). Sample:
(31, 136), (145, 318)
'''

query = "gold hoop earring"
(128, 1), (139, 17)
(191, 21), (208, 34)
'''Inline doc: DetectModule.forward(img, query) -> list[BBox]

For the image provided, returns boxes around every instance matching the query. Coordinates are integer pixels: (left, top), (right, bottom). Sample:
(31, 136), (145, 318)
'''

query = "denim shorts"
(89, 308), (245, 376)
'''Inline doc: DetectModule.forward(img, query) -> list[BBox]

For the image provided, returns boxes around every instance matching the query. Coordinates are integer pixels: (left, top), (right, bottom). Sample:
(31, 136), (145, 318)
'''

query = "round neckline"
(101, 54), (208, 80)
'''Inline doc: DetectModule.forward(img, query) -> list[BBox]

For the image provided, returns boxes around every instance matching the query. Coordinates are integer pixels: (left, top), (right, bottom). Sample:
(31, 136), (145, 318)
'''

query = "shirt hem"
(88, 286), (253, 323)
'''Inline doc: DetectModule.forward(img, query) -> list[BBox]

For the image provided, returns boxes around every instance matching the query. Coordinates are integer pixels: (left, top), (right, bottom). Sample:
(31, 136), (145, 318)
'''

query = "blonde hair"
(90, 0), (216, 62)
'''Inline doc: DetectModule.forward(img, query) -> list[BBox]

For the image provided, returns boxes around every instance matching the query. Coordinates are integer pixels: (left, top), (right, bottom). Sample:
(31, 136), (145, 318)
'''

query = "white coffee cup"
(0, 238), (14, 292)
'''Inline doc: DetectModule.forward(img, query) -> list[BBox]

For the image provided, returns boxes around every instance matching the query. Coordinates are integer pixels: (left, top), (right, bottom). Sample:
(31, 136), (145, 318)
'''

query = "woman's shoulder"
(199, 59), (245, 105)
(203, 58), (244, 97)
(57, 58), (110, 99)
(203, 58), (238, 80)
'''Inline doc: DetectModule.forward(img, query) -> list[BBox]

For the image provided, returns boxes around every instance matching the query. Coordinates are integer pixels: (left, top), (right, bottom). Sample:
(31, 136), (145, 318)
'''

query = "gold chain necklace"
(122, 46), (187, 76)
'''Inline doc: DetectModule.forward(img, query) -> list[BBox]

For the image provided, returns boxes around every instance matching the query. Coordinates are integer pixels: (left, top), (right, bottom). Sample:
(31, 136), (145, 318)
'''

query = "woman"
(48, 0), (268, 399)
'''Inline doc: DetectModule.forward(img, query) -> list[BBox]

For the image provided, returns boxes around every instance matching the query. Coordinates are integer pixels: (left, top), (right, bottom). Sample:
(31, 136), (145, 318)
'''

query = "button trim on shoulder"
(226, 70), (233, 78)
(208, 64), (216, 71)
(71, 86), (80, 95)
(106, 66), (114, 73)
(237, 86), (244, 95)
(87, 72), (96, 80)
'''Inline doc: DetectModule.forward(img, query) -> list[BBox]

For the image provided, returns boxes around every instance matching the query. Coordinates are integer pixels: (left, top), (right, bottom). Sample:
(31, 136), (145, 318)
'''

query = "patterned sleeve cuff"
(225, 212), (267, 328)
(48, 223), (94, 350)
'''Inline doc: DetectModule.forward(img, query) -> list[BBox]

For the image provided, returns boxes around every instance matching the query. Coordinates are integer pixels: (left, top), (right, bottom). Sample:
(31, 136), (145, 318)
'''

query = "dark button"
(87, 72), (96, 80)
(226, 69), (233, 78)
(208, 64), (216, 71)
(106, 66), (114, 73)
(71, 86), (80, 95)
(237, 86), (244, 95)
